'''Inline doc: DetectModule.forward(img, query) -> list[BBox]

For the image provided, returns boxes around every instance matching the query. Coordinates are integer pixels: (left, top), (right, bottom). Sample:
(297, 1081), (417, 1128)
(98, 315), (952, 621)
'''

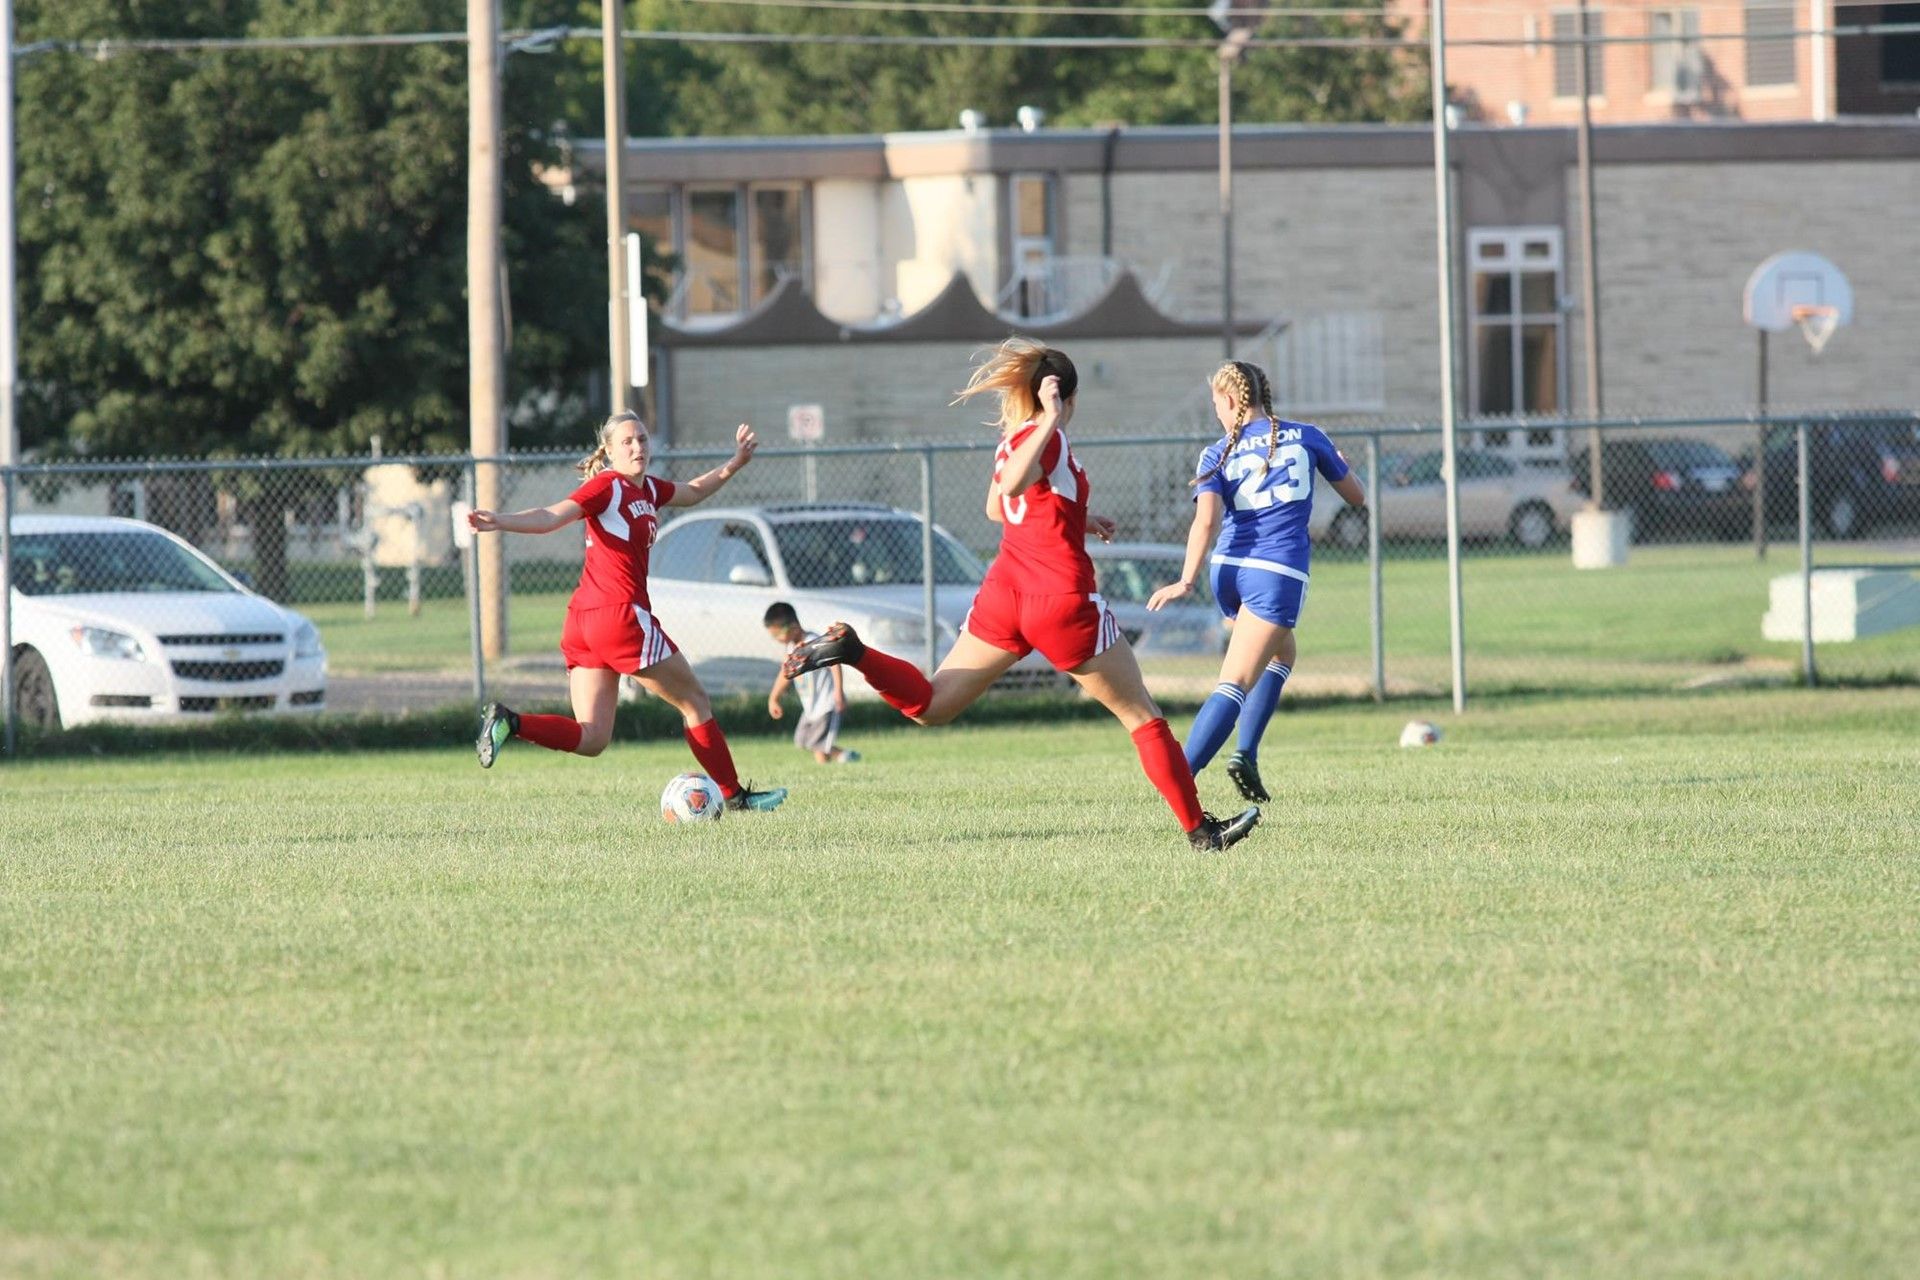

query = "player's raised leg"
(635, 650), (786, 811)
(1066, 640), (1259, 852)
(784, 624), (1020, 726)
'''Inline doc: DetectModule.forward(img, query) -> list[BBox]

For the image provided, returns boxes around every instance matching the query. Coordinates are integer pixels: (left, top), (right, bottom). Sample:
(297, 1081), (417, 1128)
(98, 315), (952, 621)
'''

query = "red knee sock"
(853, 648), (933, 719)
(516, 713), (584, 754)
(1131, 718), (1205, 832)
(684, 718), (743, 796)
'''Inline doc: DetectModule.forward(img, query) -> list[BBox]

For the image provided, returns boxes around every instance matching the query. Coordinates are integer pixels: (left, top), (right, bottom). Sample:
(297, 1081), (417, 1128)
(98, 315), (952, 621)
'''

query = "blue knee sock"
(1185, 682), (1248, 774)
(1235, 661), (1291, 760)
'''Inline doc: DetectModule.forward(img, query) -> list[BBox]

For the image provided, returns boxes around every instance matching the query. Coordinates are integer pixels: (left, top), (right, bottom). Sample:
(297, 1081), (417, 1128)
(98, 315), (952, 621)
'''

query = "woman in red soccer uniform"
(465, 411), (786, 812)
(782, 337), (1258, 851)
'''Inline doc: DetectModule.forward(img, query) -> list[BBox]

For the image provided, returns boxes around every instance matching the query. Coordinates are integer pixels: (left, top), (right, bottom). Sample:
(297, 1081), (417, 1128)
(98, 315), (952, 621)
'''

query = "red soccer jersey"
(568, 471), (677, 611)
(985, 422), (1095, 595)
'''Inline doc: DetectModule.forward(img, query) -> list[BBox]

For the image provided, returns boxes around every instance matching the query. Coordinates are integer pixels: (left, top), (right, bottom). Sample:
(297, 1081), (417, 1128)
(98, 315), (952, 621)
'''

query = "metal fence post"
(919, 445), (937, 674)
(465, 459), (487, 706)
(1366, 435), (1384, 703)
(2, 465), (14, 756)
(1797, 421), (1816, 687)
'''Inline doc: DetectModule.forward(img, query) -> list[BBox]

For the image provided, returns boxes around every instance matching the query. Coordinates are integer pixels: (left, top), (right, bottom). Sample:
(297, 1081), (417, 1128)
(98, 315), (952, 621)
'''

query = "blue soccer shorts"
(1209, 556), (1308, 629)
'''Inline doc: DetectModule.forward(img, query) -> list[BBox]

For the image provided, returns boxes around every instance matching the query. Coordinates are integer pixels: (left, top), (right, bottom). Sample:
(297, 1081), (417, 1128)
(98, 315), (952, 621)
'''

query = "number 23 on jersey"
(1223, 443), (1311, 511)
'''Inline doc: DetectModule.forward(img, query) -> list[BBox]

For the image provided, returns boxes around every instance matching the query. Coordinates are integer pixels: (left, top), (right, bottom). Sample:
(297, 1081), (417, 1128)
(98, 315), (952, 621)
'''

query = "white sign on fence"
(787, 403), (826, 443)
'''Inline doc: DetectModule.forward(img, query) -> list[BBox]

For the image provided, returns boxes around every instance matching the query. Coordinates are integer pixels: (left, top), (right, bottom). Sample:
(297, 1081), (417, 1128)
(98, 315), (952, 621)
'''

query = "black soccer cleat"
(1225, 751), (1271, 803)
(1187, 806), (1262, 852)
(476, 701), (519, 768)
(725, 782), (789, 813)
(781, 621), (866, 679)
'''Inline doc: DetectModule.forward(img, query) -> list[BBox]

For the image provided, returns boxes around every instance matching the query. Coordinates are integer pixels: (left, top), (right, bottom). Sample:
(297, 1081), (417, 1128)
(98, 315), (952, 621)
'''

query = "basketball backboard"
(1743, 251), (1853, 333)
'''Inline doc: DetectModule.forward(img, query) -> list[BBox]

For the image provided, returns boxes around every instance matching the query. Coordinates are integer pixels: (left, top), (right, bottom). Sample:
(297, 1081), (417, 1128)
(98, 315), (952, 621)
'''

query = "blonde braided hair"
(1192, 361), (1260, 488)
(577, 410), (643, 478)
(1252, 362), (1282, 465)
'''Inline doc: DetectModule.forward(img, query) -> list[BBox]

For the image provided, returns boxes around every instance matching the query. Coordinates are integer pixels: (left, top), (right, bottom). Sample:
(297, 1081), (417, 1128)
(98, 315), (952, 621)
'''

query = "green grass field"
(3, 688), (1916, 1277)
(306, 545), (1920, 694)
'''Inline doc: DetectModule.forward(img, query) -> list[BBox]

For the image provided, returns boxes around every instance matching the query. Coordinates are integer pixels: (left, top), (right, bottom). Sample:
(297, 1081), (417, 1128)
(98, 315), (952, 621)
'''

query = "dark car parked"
(1741, 416), (1920, 539)
(1572, 437), (1749, 539)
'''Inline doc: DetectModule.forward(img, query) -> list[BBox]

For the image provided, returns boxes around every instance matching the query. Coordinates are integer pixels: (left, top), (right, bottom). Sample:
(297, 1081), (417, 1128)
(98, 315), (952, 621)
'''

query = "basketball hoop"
(1790, 304), (1840, 356)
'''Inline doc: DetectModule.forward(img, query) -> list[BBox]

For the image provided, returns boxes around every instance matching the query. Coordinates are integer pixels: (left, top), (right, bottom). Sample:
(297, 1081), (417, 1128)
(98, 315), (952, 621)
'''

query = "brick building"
(1393, 0), (1920, 126)
(562, 119), (1920, 466)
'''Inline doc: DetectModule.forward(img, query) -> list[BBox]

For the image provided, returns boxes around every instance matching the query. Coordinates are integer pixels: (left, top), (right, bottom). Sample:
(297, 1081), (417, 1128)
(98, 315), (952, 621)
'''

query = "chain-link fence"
(6, 409), (1918, 753)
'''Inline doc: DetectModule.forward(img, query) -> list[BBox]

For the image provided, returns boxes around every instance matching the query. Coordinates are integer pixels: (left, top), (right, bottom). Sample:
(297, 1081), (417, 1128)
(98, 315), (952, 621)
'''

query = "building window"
(1650, 9), (1705, 100)
(1007, 173), (1056, 318)
(1552, 8), (1605, 97)
(684, 187), (742, 318)
(1469, 229), (1565, 446)
(1885, 3), (1920, 86)
(748, 185), (806, 306)
(627, 186), (674, 267)
(658, 183), (812, 321)
(1744, 2), (1796, 86)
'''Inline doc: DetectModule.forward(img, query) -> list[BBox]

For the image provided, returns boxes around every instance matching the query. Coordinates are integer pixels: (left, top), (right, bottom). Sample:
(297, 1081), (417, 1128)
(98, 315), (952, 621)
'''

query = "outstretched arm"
(1147, 493), (1223, 611)
(667, 423), (760, 507)
(467, 499), (584, 536)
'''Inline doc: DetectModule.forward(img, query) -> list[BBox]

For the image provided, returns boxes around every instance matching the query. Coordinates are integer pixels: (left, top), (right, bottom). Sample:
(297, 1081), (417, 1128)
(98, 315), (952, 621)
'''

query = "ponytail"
(953, 336), (1079, 434)
(577, 410), (643, 478)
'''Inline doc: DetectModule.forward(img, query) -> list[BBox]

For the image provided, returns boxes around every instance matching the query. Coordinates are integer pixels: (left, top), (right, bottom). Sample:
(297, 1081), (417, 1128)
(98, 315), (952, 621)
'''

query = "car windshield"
(1095, 554), (1213, 605)
(10, 530), (237, 597)
(1648, 440), (1735, 468)
(773, 516), (984, 590)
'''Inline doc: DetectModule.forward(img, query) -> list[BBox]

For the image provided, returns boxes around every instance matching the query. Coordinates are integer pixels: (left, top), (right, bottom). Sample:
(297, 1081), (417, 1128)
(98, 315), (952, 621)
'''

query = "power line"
(679, 0), (1402, 18)
(13, 19), (1920, 59)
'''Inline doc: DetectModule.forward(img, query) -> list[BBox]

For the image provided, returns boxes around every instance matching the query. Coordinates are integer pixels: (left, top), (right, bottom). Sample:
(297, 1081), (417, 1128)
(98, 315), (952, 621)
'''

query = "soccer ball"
(1399, 719), (1442, 748)
(661, 772), (725, 823)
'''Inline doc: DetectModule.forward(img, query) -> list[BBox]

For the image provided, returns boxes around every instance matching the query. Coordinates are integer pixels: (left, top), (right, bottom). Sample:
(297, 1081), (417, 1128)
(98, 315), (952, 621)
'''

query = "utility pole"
(1575, 0), (1605, 508)
(1210, 0), (1265, 361)
(468, 0), (508, 659)
(1430, 0), (1466, 713)
(604, 0), (632, 409)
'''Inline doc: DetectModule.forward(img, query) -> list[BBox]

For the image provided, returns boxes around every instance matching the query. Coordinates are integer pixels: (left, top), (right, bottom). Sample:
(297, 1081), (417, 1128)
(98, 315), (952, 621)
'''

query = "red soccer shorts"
(963, 577), (1121, 671)
(561, 602), (679, 674)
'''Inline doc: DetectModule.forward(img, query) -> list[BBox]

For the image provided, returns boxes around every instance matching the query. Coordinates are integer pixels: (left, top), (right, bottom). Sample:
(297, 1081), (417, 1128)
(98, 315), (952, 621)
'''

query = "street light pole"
(603, 0), (632, 410)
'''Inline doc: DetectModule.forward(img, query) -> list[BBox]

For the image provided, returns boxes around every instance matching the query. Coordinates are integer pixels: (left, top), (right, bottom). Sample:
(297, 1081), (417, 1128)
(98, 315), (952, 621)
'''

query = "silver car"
(1311, 449), (1583, 550)
(644, 503), (1061, 695)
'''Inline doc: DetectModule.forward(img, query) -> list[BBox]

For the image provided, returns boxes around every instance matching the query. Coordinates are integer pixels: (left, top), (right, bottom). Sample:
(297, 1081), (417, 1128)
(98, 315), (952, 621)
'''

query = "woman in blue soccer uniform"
(1148, 360), (1366, 802)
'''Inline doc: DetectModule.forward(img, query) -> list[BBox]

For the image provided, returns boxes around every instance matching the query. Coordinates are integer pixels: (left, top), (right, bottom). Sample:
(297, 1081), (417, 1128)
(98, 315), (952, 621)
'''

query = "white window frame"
(1648, 8), (1706, 103)
(1467, 227), (1568, 458)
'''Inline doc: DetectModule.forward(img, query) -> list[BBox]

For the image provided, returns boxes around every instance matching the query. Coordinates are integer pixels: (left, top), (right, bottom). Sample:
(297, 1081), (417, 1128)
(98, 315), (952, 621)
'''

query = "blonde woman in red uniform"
(783, 338), (1258, 851)
(465, 411), (786, 812)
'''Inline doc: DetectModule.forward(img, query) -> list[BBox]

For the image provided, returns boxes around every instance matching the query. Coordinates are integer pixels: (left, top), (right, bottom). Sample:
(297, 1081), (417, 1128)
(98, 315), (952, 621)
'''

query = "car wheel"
(1328, 508), (1368, 551)
(1508, 502), (1556, 550)
(13, 648), (62, 732)
(1823, 493), (1859, 540)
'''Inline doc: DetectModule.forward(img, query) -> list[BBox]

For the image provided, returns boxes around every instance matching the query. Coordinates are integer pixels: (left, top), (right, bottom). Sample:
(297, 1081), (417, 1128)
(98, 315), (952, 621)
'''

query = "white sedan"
(8, 515), (328, 729)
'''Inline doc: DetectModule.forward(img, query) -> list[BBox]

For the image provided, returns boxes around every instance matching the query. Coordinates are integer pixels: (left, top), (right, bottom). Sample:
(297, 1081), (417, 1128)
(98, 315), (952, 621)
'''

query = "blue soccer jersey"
(1193, 418), (1350, 574)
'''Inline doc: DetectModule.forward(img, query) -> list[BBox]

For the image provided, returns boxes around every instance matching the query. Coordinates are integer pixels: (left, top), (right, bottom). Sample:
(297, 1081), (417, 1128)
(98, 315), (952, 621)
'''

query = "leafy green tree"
(618, 0), (1425, 136)
(15, 0), (618, 465)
